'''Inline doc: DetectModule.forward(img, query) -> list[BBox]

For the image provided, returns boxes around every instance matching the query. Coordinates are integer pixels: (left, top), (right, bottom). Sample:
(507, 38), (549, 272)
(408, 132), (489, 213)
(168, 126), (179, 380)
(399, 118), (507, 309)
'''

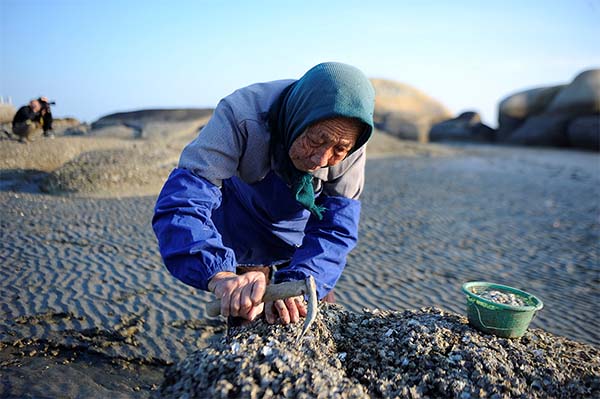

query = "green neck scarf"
(269, 62), (375, 219)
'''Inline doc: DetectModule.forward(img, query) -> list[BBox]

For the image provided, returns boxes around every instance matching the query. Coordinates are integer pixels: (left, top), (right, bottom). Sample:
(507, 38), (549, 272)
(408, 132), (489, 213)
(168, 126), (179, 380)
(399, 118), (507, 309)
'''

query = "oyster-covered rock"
(158, 305), (600, 399)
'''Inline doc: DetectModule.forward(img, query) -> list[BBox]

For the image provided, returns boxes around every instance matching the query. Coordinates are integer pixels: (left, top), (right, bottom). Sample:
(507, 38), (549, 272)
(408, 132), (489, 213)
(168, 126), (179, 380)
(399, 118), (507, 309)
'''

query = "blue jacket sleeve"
(272, 195), (361, 299)
(152, 168), (236, 291)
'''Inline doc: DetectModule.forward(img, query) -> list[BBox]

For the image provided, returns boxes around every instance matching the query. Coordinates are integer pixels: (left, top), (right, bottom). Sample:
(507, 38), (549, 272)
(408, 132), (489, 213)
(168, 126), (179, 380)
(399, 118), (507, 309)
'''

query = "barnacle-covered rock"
(159, 305), (368, 399)
(158, 305), (600, 399)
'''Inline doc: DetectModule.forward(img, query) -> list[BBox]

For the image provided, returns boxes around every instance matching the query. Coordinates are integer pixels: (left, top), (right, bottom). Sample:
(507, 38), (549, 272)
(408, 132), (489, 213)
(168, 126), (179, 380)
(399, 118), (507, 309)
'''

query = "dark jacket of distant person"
(12, 98), (53, 139)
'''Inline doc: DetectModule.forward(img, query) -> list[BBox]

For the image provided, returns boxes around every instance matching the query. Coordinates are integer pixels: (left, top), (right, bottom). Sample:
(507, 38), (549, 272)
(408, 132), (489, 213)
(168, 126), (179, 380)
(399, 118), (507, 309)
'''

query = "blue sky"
(1, 0), (599, 126)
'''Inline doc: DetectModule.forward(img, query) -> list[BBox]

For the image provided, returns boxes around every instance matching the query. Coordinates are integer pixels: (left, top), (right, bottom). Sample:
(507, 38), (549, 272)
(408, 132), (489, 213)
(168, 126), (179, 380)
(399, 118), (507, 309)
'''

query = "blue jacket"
(152, 79), (366, 299)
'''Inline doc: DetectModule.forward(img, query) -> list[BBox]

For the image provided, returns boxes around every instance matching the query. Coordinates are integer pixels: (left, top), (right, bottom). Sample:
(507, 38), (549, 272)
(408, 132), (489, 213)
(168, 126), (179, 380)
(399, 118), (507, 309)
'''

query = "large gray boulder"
(498, 69), (600, 150)
(91, 108), (213, 140)
(499, 85), (564, 120)
(92, 108), (214, 126)
(429, 111), (495, 143)
(546, 69), (600, 114)
(504, 114), (570, 147)
(497, 85), (563, 141)
(567, 115), (599, 151)
(371, 79), (451, 143)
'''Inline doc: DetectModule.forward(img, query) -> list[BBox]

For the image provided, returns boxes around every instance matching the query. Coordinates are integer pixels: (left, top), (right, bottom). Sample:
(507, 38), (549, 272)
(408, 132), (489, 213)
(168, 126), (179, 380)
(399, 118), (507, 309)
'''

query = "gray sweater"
(179, 79), (366, 199)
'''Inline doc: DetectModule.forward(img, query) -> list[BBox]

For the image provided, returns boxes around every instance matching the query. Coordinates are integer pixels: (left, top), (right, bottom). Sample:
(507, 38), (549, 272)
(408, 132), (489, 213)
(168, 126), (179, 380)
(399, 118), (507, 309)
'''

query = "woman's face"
(288, 117), (362, 173)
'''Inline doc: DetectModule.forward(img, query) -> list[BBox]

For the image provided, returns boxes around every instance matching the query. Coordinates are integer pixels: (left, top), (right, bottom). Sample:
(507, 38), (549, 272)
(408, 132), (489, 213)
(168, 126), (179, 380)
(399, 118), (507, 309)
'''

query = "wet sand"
(1, 140), (598, 398)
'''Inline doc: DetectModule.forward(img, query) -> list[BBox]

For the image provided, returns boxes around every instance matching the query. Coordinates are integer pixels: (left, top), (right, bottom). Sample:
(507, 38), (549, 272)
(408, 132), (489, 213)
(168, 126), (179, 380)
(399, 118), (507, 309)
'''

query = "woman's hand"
(265, 296), (307, 324)
(208, 271), (267, 321)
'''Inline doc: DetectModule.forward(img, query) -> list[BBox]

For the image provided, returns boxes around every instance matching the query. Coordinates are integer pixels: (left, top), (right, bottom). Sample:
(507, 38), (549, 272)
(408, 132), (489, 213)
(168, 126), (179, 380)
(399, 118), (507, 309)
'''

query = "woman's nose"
(310, 147), (332, 167)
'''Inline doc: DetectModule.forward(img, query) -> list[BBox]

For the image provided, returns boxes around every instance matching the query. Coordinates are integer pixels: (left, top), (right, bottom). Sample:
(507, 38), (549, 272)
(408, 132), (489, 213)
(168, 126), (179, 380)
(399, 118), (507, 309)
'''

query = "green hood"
(270, 62), (375, 219)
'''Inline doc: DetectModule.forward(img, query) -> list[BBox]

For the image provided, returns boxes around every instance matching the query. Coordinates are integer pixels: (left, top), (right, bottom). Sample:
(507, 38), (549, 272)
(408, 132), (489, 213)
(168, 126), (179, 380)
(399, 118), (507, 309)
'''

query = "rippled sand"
(1, 139), (598, 398)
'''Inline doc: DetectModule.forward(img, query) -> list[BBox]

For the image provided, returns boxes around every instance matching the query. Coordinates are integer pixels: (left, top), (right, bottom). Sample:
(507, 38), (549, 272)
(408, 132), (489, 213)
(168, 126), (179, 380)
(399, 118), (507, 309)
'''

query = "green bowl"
(461, 281), (543, 338)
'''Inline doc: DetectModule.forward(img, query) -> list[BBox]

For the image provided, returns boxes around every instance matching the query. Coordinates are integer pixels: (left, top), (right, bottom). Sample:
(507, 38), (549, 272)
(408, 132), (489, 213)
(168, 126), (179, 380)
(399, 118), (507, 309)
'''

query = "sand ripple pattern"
(0, 194), (222, 365)
(338, 146), (599, 346)
(0, 145), (598, 368)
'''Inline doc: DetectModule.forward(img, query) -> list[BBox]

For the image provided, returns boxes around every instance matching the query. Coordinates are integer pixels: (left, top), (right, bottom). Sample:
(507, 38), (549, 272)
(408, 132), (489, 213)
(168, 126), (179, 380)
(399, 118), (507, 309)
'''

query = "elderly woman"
(153, 62), (375, 325)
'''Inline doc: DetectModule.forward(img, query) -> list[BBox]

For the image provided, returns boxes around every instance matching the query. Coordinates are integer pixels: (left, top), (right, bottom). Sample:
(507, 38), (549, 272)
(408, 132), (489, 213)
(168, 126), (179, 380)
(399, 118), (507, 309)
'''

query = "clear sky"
(1, 0), (599, 126)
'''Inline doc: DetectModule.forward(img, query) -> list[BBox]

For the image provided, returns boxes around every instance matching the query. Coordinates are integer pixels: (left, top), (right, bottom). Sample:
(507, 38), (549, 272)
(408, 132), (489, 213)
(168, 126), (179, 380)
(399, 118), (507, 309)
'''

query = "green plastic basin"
(461, 281), (543, 339)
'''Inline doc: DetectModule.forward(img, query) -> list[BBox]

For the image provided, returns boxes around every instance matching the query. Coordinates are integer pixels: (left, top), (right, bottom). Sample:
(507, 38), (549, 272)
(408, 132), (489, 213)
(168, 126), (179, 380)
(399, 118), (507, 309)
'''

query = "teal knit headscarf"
(269, 62), (375, 219)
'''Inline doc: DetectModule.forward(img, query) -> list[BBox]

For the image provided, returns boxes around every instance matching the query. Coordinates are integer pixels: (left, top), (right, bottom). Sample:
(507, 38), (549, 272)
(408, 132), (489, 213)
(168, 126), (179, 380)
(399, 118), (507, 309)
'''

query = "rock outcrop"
(160, 305), (600, 399)
(39, 143), (176, 195)
(429, 111), (495, 143)
(91, 108), (213, 140)
(371, 79), (451, 143)
(567, 115), (600, 150)
(498, 69), (600, 150)
(52, 117), (83, 133)
(0, 103), (16, 124)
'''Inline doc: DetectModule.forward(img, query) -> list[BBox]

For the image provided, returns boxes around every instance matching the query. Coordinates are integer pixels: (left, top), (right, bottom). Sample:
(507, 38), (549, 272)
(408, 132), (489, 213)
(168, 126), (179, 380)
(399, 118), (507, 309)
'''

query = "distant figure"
(12, 97), (55, 142)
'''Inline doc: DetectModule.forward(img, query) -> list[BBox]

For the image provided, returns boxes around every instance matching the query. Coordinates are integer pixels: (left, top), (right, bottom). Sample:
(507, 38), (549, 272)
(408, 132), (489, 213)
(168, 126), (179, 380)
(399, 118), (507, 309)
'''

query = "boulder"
(0, 103), (16, 124)
(497, 85), (563, 141)
(429, 111), (495, 143)
(63, 123), (91, 136)
(496, 113), (524, 142)
(547, 69), (600, 115)
(91, 122), (144, 139)
(567, 115), (600, 151)
(92, 108), (214, 127)
(52, 117), (82, 132)
(371, 79), (451, 143)
(505, 114), (570, 147)
(91, 108), (213, 140)
(499, 85), (564, 121)
(39, 143), (175, 195)
(498, 69), (600, 150)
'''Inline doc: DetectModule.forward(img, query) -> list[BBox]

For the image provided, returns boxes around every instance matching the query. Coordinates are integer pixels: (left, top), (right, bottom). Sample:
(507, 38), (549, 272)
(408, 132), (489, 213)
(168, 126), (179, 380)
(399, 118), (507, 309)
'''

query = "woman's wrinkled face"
(288, 117), (363, 173)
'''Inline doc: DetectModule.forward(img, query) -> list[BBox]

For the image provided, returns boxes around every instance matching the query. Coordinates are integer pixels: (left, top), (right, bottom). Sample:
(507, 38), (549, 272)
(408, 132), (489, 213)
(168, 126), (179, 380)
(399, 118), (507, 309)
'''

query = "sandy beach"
(0, 132), (598, 398)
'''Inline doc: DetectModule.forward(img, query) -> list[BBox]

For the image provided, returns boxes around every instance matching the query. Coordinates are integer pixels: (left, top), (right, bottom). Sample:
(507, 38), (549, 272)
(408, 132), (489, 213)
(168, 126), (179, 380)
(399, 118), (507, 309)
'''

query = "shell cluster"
(158, 305), (600, 399)
(471, 288), (527, 307)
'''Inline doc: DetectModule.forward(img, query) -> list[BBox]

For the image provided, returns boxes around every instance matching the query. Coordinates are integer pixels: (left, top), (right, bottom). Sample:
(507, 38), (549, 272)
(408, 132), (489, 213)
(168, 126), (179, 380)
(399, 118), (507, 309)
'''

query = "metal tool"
(206, 276), (318, 342)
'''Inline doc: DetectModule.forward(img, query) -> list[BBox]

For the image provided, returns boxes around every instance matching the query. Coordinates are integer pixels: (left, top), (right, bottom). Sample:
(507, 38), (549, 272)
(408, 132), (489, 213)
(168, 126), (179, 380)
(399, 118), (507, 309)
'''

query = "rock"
(499, 85), (564, 120)
(567, 115), (600, 151)
(0, 103), (16, 124)
(91, 108), (213, 140)
(506, 114), (570, 147)
(89, 124), (141, 139)
(496, 113), (524, 142)
(498, 69), (600, 149)
(159, 305), (600, 399)
(1, 122), (14, 139)
(51, 117), (82, 136)
(63, 123), (90, 136)
(547, 69), (600, 115)
(429, 111), (495, 143)
(376, 112), (430, 143)
(366, 130), (459, 158)
(456, 111), (481, 125)
(92, 108), (214, 126)
(371, 79), (451, 143)
(497, 85), (563, 141)
(38, 144), (176, 195)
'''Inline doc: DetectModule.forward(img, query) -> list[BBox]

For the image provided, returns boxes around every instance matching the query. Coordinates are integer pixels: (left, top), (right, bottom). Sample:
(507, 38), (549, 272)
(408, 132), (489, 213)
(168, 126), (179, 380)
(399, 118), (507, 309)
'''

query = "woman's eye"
(308, 138), (322, 147)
